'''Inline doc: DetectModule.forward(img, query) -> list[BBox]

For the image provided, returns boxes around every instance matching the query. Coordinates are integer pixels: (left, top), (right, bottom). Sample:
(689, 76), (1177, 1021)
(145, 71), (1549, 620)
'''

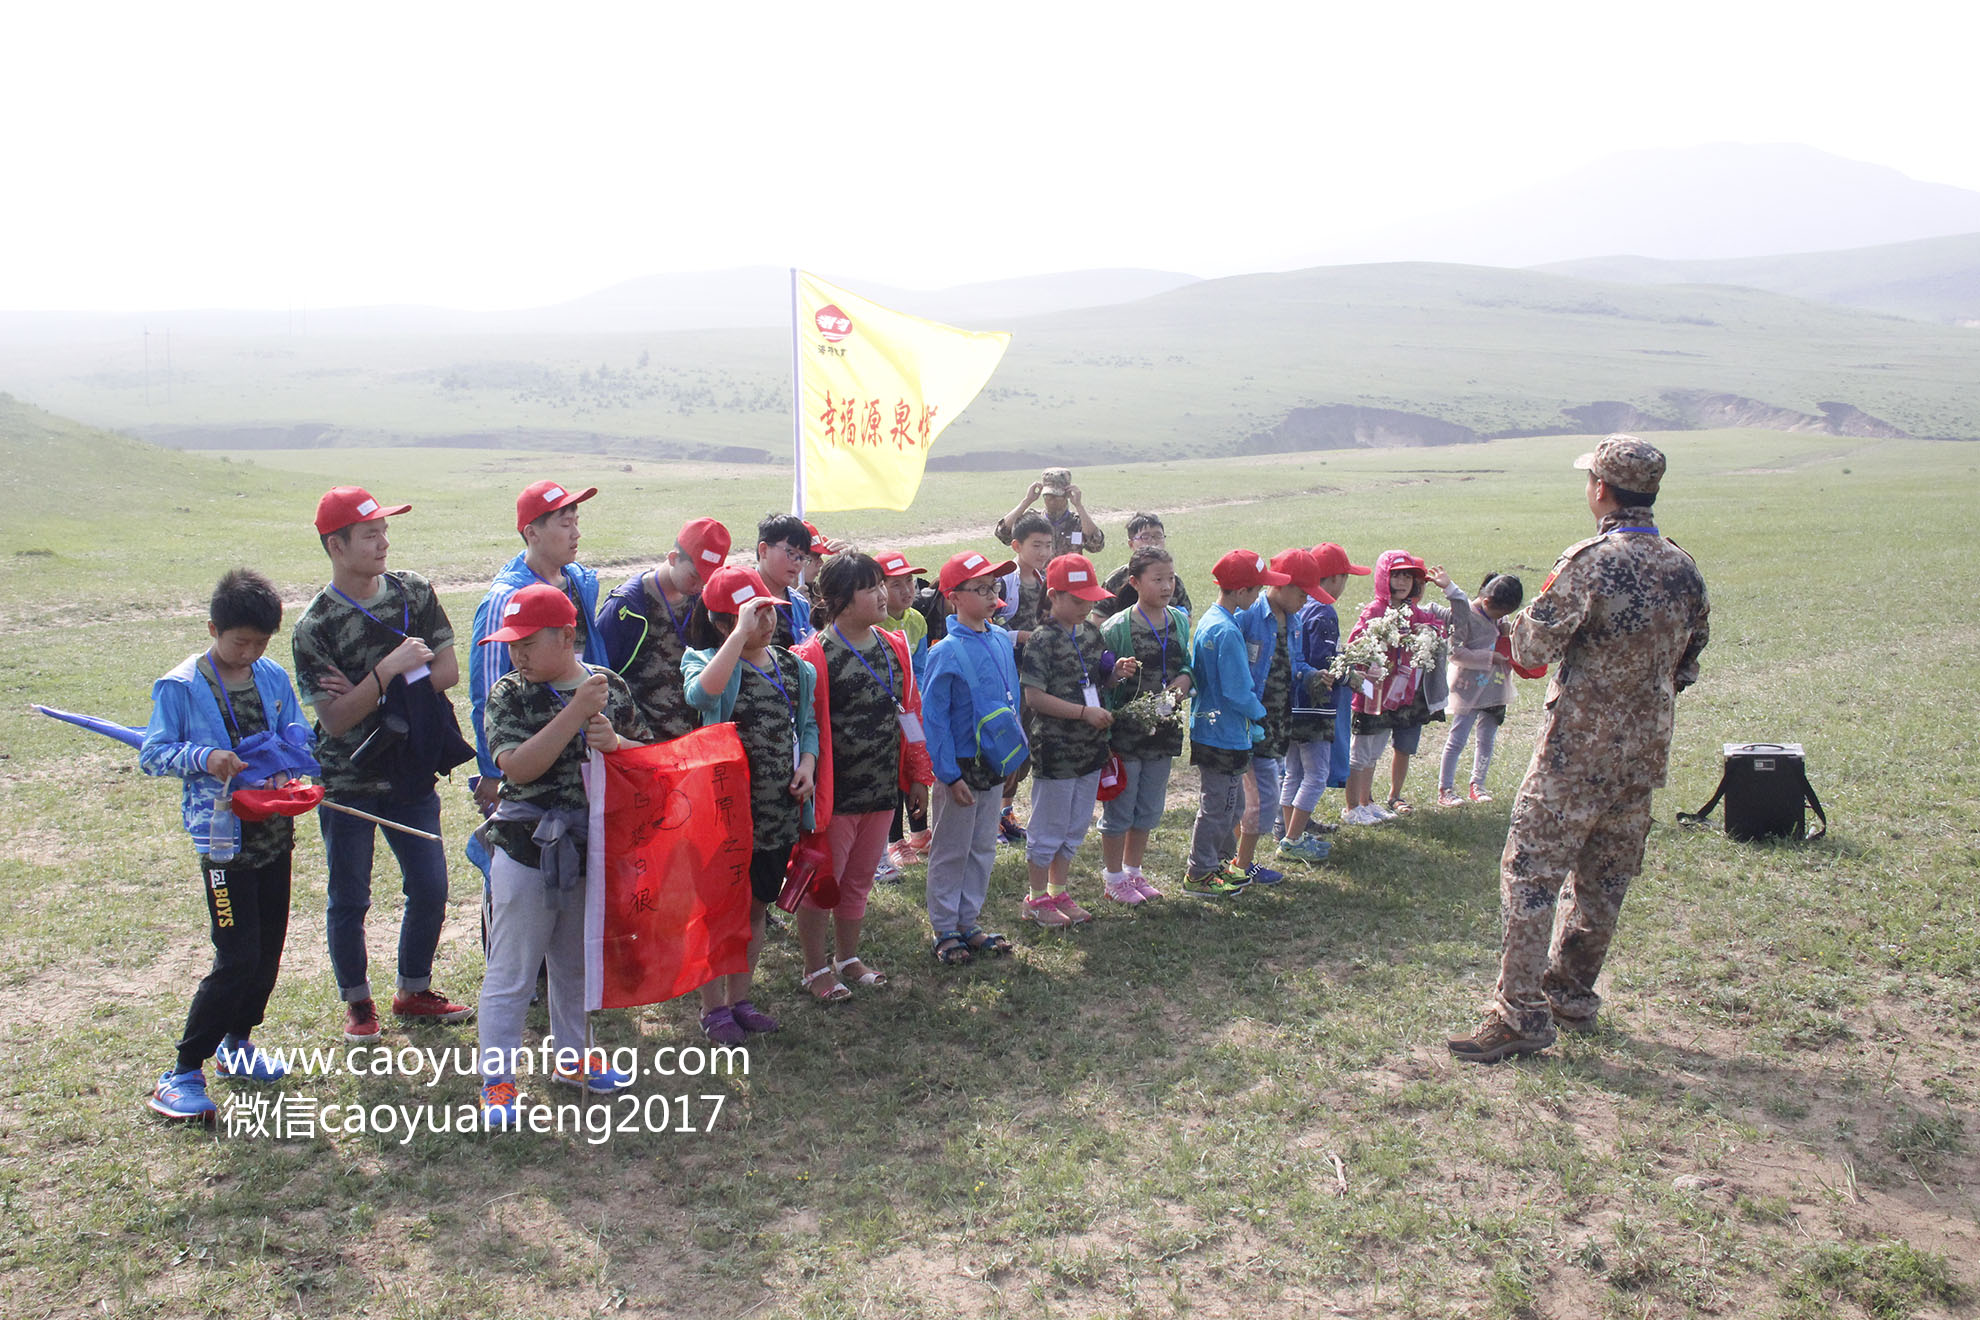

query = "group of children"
(139, 481), (1541, 1126)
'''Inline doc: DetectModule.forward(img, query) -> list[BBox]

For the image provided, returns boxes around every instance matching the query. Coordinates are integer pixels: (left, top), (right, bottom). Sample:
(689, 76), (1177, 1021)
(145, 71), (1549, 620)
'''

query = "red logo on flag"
(815, 305), (853, 343)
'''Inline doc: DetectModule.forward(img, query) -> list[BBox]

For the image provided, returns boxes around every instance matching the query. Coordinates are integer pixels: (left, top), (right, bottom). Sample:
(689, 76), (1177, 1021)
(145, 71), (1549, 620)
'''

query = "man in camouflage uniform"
(993, 466), (1105, 560)
(1449, 436), (1709, 1063)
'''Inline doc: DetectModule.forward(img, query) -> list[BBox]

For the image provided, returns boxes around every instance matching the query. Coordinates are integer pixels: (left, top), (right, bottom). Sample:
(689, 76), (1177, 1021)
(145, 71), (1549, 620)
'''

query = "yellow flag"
(795, 271), (1010, 513)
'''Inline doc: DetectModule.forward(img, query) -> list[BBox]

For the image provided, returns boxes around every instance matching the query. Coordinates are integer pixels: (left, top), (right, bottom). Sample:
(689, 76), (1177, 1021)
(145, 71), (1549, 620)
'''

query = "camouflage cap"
(1574, 434), (1665, 497)
(1039, 467), (1073, 496)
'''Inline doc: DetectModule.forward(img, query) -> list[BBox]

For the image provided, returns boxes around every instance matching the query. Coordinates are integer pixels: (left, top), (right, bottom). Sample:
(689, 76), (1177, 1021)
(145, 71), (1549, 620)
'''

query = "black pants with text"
(176, 854), (293, 1074)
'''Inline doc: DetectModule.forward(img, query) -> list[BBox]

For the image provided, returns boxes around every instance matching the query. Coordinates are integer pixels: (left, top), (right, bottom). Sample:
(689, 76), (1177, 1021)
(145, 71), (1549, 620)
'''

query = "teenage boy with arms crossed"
(291, 487), (472, 1041)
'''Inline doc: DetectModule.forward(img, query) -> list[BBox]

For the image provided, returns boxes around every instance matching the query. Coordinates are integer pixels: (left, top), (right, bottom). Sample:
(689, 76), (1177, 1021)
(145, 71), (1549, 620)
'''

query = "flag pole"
(789, 266), (805, 517)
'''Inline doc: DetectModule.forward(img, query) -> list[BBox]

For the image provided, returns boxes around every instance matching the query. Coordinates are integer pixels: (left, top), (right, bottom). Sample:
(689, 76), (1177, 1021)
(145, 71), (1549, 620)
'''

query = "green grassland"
(7, 260), (1980, 470)
(1, 396), (1977, 1318)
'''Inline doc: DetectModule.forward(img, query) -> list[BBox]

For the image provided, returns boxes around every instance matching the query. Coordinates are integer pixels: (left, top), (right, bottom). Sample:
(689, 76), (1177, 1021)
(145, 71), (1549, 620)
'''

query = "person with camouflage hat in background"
(994, 466), (1105, 561)
(1450, 436), (1710, 1064)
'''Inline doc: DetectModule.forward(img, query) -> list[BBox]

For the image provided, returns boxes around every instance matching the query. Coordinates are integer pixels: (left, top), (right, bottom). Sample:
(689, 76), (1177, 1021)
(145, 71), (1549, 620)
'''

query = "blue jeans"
(320, 789), (451, 1002)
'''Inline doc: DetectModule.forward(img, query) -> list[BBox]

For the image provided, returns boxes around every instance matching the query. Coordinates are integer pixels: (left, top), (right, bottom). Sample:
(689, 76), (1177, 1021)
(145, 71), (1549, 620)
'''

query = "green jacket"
(1099, 604), (1193, 712)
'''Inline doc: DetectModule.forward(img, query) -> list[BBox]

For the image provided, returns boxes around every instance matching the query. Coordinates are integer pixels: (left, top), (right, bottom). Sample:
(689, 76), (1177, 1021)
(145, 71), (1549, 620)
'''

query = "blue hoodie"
(470, 553), (605, 778)
(1188, 603), (1267, 751)
(140, 653), (311, 854)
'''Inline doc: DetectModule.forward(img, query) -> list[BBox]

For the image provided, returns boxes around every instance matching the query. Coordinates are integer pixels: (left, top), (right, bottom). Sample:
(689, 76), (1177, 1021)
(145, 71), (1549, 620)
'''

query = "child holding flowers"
(1097, 546), (1193, 902)
(1338, 550), (1468, 823)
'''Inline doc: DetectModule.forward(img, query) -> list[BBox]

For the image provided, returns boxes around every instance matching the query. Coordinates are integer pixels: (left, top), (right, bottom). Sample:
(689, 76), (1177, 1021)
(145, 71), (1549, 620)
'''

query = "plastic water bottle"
(208, 797), (237, 863)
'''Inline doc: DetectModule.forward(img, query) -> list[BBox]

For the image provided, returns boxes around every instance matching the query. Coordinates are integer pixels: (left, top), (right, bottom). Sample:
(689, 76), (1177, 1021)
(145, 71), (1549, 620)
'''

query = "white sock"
(1104, 868), (1126, 885)
(1125, 864), (1143, 878)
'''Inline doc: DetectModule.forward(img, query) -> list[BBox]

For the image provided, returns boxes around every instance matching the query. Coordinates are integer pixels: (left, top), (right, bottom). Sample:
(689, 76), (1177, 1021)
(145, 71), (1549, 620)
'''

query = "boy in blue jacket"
(1184, 551), (1287, 896)
(140, 569), (310, 1121)
(919, 551), (1024, 963)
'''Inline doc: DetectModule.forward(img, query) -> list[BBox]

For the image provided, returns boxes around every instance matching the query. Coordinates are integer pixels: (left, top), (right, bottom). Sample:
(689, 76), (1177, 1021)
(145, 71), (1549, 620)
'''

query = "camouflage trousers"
(1491, 771), (1653, 1037)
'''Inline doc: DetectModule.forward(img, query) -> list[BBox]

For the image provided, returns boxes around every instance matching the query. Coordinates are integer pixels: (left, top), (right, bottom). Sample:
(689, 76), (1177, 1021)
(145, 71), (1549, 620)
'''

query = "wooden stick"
(318, 799), (442, 841)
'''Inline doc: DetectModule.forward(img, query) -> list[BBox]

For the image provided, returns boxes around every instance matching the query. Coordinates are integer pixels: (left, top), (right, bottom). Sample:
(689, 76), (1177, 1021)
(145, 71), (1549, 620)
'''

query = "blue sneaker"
(147, 1068), (218, 1122)
(1245, 863), (1285, 886)
(1275, 835), (1332, 866)
(481, 1079), (521, 1130)
(553, 1051), (637, 1094)
(215, 1040), (288, 1083)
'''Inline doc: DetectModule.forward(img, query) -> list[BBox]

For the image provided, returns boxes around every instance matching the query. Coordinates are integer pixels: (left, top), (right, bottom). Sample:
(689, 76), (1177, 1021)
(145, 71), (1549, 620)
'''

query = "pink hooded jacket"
(1347, 548), (1458, 715)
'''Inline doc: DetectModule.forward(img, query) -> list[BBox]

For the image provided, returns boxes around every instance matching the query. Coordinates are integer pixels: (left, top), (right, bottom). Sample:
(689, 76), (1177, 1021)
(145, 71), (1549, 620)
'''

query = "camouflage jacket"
(1511, 508), (1709, 789)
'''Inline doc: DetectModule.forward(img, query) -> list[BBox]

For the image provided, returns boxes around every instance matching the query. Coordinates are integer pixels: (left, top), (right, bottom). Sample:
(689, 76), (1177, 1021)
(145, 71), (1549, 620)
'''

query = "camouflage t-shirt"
(483, 667), (651, 868)
(1108, 608), (1187, 762)
(1019, 618), (1113, 780)
(823, 628), (902, 816)
(200, 667), (294, 869)
(1255, 610), (1294, 760)
(291, 572), (455, 800)
(733, 649), (805, 851)
(606, 572), (699, 742)
(1004, 571), (1048, 635)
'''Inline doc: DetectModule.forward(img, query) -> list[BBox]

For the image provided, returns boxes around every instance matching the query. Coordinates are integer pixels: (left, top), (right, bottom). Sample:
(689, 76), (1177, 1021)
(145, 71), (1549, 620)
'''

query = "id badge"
(1069, 531), (1084, 547)
(1247, 641), (1262, 664)
(897, 709), (925, 744)
(1081, 683), (1101, 707)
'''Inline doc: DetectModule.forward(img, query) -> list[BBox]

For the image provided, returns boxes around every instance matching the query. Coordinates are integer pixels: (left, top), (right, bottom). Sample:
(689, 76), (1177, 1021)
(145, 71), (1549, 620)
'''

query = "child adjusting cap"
(479, 583), (578, 643)
(1046, 553), (1113, 602)
(1212, 549), (1292, 590)
(701, 566), (787, 614)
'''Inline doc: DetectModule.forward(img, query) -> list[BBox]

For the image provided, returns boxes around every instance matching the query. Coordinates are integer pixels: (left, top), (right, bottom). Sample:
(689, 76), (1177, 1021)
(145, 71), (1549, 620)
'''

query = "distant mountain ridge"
(1537, 232), (1980, 325)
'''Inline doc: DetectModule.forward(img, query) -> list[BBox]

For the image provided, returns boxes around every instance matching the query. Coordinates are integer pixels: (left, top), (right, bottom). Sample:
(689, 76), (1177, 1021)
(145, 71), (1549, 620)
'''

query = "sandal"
(833, 955), (888, 988)
(960, 927), (1012, 956)
(932, 932), (974, 965)
(1386, 797), (1415, 815)
(799, 966), (851, 1003)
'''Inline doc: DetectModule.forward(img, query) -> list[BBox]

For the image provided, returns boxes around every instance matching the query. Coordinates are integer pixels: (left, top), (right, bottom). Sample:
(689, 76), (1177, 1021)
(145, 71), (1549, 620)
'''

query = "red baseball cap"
(937, 550), (1015, 594)
(1270, 549), (1334, 603)
(314, 486), (411, 536)
(1046, 553), (1112, 602)
(677, 517), (731, 571)
(1212, 549), (1292, 590)
(478, 583), (578, 644)
(1309, 542), (1371, 577)
(516, 479), (597, 533)
(802, 520), (846, 556)
(874, 550), (925, 579)
(700, 565), (787, 614)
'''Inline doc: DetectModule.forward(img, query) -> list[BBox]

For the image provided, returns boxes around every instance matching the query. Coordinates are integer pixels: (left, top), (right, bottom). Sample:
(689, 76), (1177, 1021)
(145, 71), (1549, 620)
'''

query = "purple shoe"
(728, 1000), (780, 1034)
(700, 1006), (748, 1046)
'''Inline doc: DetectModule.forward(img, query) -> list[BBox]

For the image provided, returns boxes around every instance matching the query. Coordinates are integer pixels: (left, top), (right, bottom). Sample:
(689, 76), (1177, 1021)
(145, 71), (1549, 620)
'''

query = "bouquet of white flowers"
(1116, 689), (1182, 737)
(1327, 605), (1447, 708)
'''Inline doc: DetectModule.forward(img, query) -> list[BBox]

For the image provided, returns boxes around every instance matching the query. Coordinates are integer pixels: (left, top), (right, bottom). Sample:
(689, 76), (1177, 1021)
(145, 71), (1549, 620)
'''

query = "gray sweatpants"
(1189, 766), (1245, 875)
(480, 847), (588, 1082)
(926, 786), (1004, 935)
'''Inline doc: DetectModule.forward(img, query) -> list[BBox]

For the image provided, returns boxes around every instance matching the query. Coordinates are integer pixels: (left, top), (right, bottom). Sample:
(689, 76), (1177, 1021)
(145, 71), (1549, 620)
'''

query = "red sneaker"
(342, 998), (380, 1043)
(391, 988), (474, 1023)
(1468, 785), (1494, 803)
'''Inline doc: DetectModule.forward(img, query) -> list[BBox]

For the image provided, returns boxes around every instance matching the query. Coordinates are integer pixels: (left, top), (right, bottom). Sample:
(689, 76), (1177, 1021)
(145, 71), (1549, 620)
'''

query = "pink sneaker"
(1103, 875), (1145, 905)
(1054, 893), (1095, 925)
(1130, 872), (1164, 900)
(1023, 894), (1072, 927)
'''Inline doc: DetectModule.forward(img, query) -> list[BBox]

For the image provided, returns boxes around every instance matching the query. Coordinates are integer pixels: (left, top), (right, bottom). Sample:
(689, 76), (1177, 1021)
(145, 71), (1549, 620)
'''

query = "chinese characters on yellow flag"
(796, 271), (1011, 512)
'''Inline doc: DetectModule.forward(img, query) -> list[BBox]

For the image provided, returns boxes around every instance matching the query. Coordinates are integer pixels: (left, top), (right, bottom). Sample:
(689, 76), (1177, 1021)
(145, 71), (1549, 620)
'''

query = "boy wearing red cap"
(919, 552), (1024, 962)
(1235, 550), (1331, 877)
(469, 481), (608, 836)
(1017, 554), (1138, 925)
(474, 584), (652, 1126)
(292, 487), (472, 1041)
(1279, 544), (1368, 846)
(596, 516), (732, 744)
(1183, 551), (1287, 896)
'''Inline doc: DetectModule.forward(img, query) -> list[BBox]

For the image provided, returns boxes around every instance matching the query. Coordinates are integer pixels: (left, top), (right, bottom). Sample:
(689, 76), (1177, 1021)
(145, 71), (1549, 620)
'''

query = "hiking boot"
(392, 988), (474, 1023)
(1447, 1016), (1557, 1064)
(342, 998), (381, 1043)
(1552, 1011), (1599, 1035)
(147, 1068), (217, 1122)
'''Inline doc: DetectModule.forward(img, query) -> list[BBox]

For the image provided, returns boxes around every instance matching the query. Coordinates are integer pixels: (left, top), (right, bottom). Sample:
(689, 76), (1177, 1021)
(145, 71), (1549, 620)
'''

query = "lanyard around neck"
(833, 624), (897, 704)
(331, 579), (409, 637)
(1134, 606), (1170, 684)
(200, 653), (244, 746)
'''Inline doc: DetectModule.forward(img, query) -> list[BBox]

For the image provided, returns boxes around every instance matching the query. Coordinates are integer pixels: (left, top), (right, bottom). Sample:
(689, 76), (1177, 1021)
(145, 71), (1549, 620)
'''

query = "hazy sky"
(4, 2), (1972, 311)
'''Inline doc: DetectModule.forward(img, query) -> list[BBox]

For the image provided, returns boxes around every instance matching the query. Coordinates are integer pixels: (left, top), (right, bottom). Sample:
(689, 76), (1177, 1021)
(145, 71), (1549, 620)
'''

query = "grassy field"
(6, 259), (1980, 467)
(1, 395), (1976, 1318)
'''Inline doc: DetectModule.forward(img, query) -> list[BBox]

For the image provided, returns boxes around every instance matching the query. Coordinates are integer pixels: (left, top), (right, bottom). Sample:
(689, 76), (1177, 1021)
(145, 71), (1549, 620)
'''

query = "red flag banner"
(584, 725), (755, 1012)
